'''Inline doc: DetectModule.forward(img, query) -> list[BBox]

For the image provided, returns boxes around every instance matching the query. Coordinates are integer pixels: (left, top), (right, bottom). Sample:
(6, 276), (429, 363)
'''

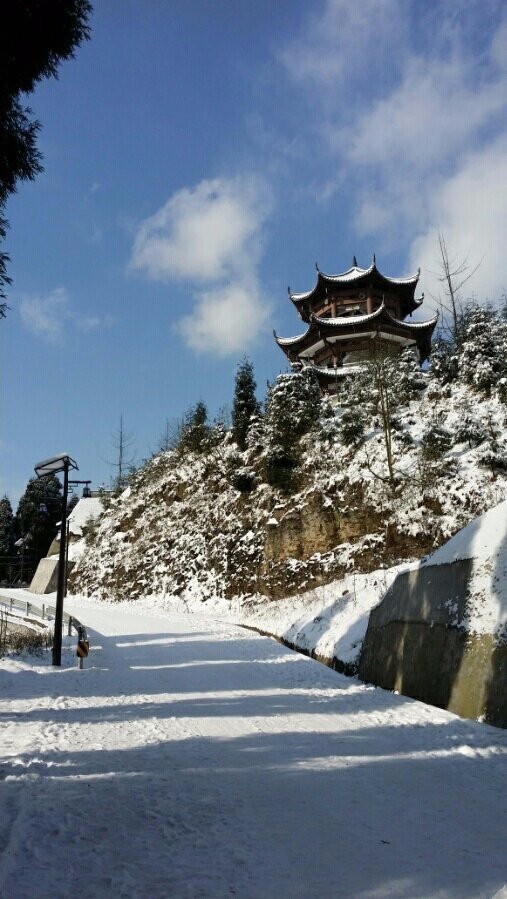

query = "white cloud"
(280, 0), (405, 88)
(19, 287), (105, 343)
(130, 176), (270, 283)
(178, 281), (271, 357)
(130, 175), (273, 357)
(342, 58), (505, 171)
(19, 288), (68, 343)
(280, 2), (507, 300)
(409, 135), (507, 310)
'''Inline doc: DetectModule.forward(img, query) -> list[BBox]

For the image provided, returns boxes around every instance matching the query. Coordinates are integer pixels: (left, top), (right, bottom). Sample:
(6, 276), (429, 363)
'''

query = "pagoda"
(274, 257), (438, 393)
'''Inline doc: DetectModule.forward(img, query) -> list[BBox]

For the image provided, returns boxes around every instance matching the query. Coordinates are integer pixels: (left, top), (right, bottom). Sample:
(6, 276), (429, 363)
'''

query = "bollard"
(26, 602), (30, 616)
(42, 603), (45, 620)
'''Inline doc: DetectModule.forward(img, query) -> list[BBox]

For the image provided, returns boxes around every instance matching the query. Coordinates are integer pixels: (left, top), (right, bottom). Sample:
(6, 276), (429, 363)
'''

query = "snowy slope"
(1, 597), (506, 899)
(71, 381), (507, 605)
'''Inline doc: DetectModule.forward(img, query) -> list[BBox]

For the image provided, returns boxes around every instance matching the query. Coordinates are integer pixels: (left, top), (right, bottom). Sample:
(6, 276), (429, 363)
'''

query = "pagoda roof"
(289, 259), (422, 318)
(307, 363), (366, 379)
(274, 302), (438, 355)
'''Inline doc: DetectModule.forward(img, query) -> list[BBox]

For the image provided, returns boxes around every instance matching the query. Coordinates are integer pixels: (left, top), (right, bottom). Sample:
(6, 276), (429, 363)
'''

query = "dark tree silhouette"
(0, 0), (92, 314)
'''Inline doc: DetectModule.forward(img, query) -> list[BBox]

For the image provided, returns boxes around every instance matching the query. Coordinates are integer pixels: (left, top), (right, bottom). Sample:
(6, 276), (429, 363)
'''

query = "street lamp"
(34, 454), (78, 666)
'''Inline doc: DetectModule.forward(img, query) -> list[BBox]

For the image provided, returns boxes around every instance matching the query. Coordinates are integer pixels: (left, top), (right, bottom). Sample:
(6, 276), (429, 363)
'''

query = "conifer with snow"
(0, 495), (15, 580)
(15, 474), (62, 568)
(179, 401), (210, 454)
(458, 304), (507, 394)
(232, 358), (260, 451)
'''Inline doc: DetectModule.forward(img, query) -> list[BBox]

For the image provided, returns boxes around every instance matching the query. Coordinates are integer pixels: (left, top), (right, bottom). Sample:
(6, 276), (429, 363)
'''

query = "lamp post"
(34, 454), (78, 666)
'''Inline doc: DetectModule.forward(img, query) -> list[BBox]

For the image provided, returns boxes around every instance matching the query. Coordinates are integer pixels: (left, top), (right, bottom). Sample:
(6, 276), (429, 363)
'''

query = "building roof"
(67, 496), (104, 537)
(289, 258), (422, 319)
(274, 303), (438, 359)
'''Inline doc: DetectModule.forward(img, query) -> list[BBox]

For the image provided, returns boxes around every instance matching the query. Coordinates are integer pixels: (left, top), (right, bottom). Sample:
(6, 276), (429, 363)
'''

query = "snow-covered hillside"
(72, 376), (507, 612)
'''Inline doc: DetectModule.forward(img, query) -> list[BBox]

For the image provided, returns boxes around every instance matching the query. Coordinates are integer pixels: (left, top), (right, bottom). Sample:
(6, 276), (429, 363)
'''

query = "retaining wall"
(358, 561), (506, 728)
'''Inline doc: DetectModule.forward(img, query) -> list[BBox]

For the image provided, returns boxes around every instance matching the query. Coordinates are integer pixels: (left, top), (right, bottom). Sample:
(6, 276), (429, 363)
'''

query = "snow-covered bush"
(421, 420), (453, 461)
(455, 412), (486, 448)
(177, 402), (211, 454)
(395, 348), (427, 403)
(430, 338), (459, 385)
(264, 366), (321, 451)
(261, 366), (321, 490)
(458, 305), (507, 394)
(339, 408), (365, 446)
(230, 466), (256, 493)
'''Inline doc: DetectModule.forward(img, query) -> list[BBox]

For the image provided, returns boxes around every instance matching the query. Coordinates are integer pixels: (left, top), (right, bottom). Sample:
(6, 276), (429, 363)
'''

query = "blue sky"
(2, 0), (507, 505)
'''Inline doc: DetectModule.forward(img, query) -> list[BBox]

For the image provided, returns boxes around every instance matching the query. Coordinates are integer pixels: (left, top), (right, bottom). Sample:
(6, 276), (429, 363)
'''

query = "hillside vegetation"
(72, 305), (507, 603)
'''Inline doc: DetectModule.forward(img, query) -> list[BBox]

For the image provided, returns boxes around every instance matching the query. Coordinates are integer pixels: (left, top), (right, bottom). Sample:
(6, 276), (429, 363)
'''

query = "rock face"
(264, 490), (340, 562)
(359, 559), (507, 728)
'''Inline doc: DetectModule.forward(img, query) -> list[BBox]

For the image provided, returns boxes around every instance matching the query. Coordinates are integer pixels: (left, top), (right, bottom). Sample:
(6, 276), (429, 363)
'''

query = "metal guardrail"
(0, 592), (84, 637)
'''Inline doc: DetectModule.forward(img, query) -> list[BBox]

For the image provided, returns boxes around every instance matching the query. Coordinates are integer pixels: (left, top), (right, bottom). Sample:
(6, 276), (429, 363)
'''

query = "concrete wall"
(358, 561), (507, 728)
(29, 559), (75, 595)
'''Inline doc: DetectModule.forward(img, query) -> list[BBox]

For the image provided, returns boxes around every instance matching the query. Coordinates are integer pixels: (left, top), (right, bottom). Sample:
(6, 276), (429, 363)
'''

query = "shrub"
(263, 449), (298, 492)
(231, 467), (256, 493)
(340, 408), (365, 446)
(421, 422), (453, 461)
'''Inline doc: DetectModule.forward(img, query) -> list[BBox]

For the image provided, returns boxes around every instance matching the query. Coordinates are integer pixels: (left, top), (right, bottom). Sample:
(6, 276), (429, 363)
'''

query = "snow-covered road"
(1, 599), (506, 899)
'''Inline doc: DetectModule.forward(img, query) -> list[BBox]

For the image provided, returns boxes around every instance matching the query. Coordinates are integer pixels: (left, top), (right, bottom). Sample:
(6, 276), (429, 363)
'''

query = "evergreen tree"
(458, 305), (507, 394)
(15, 474), (62, 567)
(265, 365), (321, 454)
(179, 401), (210, 454)
(0, 495), (15, 580)
(232, 358), (260, 451)
(339, 408), (365, 446)
(421, 419), (453, 461)
(263, 365), (321, 488)
(396, 348), (427, 402)
(429, 337), (459, 385)
(0, 0), (92, 313)
(477, 414), (507, 478)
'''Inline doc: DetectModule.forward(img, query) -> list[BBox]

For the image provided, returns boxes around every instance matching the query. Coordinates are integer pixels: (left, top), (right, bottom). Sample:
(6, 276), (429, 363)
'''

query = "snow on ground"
(1, 593), (506, 899)
(128, 564), (417, 670)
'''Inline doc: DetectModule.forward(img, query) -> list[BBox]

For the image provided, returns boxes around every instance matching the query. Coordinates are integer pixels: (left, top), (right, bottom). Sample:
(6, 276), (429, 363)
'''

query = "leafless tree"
(108, 415), (136, 491)
(429, 233), (482, 342)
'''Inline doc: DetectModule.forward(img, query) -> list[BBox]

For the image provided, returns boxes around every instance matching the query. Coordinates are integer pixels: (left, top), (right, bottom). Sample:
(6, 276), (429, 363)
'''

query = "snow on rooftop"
(385, 310), (438, 330)
(67, 497), (104, 537)
(275, 325), (312, 346)
(312, 305), (384, 327)
(291, 264), (419, 299)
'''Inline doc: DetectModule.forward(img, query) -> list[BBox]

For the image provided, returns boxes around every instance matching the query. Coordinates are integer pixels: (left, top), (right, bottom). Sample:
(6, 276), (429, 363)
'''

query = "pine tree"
(339, 408), (365, 446)
(265, 365), (321, 453)
(458, 305), (507, 394)
(429, 337), (459, 385)
(179, 401), (210, 454)
(15, 474), (62, 568)
(232, 358), (260, 451)
(263, 365), (321, 488)
(396, 348), (427, 403)
(0, 0), (92, 313)
(477, 414), (507, 478)
(0, 495), (15, 580)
